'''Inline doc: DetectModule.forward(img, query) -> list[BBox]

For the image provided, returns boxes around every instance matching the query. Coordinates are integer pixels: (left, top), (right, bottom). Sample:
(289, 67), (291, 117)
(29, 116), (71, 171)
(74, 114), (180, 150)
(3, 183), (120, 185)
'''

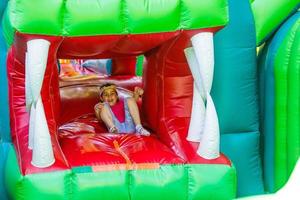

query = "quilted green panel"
(63, 0), (125, 35)
(11, 0), (63, 35)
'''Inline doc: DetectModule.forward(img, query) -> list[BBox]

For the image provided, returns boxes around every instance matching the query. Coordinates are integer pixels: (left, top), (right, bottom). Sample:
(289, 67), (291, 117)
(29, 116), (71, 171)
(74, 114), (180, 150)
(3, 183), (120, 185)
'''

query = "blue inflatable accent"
(0, 24), (10, 142)
(0, 0), (10, 142)
(221, 132), (262, 196)
(213, 0), (264, 196)
(258, 11), (300, 193)
(0, 1), (8, 16)
(106, 59), (112, 75)
(213, 0), (258, 133)
(0, 142), (10, 200)
(0, 3), (15, 199)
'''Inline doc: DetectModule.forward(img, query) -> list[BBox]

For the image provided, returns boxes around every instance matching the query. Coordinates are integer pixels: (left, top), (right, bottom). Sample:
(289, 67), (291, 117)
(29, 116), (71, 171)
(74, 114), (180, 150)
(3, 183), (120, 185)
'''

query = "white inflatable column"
(26, 39), (55, 168)
(28, 104), (35, 150)
(196, 93), (220, 159)
(191, 32), (214, 94)
(25, 52), (34, 149)
(184, 48), (206, 142)
(25, 52), (33, 111)
(31, 97), (55, 168)
(190, 32), (220, 159)
(27, 39), (50, 103)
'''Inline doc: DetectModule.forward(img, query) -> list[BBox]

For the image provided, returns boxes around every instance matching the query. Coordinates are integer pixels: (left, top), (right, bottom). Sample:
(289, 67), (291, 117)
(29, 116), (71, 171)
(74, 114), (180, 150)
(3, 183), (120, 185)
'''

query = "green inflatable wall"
(258, 10), (300, 192)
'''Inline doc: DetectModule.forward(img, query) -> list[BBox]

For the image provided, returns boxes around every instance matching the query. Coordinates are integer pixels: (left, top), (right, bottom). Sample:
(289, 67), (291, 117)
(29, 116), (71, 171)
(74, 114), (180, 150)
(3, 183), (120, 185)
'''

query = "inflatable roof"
(3, 0), (227, 44)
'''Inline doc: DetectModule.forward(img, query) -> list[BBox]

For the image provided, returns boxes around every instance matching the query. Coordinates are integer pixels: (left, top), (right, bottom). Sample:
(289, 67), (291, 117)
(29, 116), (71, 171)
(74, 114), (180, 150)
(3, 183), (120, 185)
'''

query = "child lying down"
(94, 83), (150, 136)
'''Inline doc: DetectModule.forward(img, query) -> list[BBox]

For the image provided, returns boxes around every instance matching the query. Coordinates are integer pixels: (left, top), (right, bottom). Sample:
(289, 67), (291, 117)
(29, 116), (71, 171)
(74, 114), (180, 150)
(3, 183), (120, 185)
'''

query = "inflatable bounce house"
(0, 0), (299, 199)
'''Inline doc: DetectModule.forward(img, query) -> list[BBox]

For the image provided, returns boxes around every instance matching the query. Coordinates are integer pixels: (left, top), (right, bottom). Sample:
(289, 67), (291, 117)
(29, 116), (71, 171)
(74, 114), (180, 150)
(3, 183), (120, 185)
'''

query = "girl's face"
(101, 88), (118, 106)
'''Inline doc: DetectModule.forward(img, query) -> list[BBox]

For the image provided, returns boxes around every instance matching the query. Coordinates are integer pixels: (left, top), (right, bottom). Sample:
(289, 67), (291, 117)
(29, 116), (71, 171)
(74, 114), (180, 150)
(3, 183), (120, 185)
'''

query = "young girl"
(94, 83), (150, 136)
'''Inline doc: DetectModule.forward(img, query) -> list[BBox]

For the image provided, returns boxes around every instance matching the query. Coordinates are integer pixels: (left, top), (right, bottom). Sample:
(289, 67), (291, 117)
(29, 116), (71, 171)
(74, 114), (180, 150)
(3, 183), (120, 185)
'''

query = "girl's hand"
(134, 87), (144, 97)
(97, 103), (104, 110)
(94, 103), (104, 119)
